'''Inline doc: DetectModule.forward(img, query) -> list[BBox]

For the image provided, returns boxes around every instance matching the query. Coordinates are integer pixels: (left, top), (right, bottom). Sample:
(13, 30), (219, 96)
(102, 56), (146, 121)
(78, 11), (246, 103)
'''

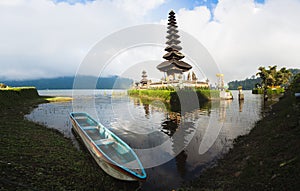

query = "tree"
(276, 67), (292, 87)
(256, 66), (269, 88)
(256, 65), (292, 88)
(267, 65), (277, 87)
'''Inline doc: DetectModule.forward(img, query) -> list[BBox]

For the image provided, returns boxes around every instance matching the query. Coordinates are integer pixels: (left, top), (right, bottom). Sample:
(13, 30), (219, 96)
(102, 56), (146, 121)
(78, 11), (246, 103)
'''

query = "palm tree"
(256, 66), (268, 88)
(276, 67), (292, 87)
(256, 65), (292, 88)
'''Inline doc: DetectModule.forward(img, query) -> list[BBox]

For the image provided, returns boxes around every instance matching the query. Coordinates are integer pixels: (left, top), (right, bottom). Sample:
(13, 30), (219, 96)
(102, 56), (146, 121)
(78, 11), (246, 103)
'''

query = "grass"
(44, 96), (73, 102)
(252, 87), (285, 95)
(179, 92), (300, 190)
(128, 89), (173, 102)
(1, 86), (37, 90)
(128, 89), (220, 102)
(0, 88), (139, 190)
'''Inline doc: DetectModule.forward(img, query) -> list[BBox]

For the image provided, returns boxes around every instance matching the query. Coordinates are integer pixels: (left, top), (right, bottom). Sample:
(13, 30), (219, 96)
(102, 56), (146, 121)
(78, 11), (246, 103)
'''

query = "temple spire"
(157, 10), (192, 79)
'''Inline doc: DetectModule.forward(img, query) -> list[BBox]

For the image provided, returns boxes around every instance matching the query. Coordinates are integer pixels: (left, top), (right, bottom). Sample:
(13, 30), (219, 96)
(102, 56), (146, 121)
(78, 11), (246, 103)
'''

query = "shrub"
(127, 89), (173, 101)
(290, 73), (300, 93)
(0, 83), (7, 88)
(252, 88), (284, 95)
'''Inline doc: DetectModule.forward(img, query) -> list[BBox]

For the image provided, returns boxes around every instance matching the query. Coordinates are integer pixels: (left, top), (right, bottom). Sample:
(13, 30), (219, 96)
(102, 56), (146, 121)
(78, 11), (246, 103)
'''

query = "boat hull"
(70, 112), (146, 181)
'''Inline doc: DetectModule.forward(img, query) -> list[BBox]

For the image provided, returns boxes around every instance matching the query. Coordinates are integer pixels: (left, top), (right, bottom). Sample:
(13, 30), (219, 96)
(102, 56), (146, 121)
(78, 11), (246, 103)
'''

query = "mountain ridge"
(2, 75), (133, 90)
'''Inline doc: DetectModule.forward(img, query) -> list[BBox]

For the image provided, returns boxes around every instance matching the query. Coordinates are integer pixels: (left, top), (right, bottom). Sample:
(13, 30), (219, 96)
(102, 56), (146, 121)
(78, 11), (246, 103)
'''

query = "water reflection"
(136, 96), (231, 185)
(26, 90), (263, 191)
(239, 99), (244, 112)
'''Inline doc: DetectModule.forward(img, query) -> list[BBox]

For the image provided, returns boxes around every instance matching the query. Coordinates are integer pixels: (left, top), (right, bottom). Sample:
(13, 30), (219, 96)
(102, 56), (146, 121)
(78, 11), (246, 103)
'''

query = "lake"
(26, 89), (263, 190)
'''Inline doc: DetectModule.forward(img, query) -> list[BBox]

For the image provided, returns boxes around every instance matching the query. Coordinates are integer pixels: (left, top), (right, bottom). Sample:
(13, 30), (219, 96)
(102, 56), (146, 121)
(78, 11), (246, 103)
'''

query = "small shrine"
(140, 70), (148, 85)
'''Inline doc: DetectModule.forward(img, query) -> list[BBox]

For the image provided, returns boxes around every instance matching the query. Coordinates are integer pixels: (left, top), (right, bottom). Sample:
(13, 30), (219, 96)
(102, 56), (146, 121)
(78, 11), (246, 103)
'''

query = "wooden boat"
(70, 112), (147, 181)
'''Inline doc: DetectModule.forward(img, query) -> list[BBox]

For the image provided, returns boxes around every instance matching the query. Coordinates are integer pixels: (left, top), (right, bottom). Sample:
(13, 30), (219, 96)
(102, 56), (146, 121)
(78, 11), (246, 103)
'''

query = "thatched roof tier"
(169, 10), (175, 15)
(167, 28), (179, 34)
(165, 46), (182, 52)
(166, 68), (185, 75)
(163, 51), (185, 60)
(157, 60), (192, 72)
(168, 17), (176, 21)
(168, 27), (178, 31)
(166, 38), (181, 45)
(166, 33), (179, 39)
(140, 79), (148, 83)
(168, 21), (177, 26)
(167, 24), (177, 29)
(167, 25), (178, 29)
(167, 28), (178, 35)
(165, 44), (182, 51)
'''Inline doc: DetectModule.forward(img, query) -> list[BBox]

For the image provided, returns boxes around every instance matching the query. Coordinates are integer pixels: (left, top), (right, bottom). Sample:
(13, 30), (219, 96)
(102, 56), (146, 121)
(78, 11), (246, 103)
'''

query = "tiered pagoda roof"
(140, 70), (148, 85)
(157, 10), (192, 75)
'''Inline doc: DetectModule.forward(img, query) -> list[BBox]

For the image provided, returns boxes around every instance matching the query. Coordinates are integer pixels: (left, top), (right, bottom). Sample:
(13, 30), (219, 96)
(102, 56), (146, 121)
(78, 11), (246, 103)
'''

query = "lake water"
(26, 89), (263, 190)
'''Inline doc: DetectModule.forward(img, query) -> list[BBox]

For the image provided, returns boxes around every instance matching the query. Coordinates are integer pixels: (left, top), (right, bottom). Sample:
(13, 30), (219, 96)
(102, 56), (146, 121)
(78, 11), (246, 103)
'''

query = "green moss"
(128, 88), (220, 112)
(128, 88), (220, 102)
(44, 97), (73, 102)
(196, 89), (220, 100)
(128, 89), (173, 101)
(0, 87), (39, 106)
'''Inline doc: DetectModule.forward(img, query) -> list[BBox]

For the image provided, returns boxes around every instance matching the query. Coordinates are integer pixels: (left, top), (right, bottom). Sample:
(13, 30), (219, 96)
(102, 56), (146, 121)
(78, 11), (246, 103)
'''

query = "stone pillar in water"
(238, 86), (244, 100)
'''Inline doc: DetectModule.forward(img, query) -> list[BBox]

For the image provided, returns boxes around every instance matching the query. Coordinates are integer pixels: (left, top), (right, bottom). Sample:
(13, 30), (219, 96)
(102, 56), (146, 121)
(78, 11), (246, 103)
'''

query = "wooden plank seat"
(83, 126), (98, 130)
(94, 139), (114, 146)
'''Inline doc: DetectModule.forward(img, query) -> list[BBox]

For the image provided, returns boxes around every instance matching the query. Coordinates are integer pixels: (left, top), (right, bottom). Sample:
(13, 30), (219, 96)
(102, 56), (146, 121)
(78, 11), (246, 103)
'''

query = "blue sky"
(54, 0), (264, 6)
(53, 0), (265, 12)
(53, 0), (265, 21)
(52, 0), (94, 5)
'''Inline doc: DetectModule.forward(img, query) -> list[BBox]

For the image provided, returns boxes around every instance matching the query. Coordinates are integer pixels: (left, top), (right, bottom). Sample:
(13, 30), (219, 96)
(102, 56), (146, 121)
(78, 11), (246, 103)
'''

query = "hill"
(228, 77), (261, 90)
(2, 76), (133, 90)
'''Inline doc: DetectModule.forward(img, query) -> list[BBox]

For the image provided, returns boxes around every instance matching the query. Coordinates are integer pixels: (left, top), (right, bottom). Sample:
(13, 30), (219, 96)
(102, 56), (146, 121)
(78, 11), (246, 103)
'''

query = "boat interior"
(72, 113), (142, 172)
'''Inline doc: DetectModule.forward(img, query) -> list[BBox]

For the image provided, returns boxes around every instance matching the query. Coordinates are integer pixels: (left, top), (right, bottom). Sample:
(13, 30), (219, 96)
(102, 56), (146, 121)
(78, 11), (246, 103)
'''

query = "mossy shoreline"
(128, 89), (220, 101)
(0, 88), (138, 190)
(1, 87), (299, 190)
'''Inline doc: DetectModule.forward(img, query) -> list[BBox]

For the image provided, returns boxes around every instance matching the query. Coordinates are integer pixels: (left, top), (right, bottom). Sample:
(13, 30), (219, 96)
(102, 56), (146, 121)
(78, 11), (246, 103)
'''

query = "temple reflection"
(131, 96), (241, 179)
(143, 103), (150, 117)
(135, 96), (213, 178)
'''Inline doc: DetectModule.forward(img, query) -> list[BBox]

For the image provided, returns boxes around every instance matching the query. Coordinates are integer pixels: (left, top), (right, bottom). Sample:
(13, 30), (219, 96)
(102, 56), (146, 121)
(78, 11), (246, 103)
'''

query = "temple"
(134, 10), (209, 89)
(157, 10), (192, 80)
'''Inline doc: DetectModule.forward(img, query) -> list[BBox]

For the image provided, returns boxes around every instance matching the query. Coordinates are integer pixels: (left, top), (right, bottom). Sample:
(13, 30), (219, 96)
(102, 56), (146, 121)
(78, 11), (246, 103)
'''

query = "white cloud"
(175, 0), (300, 82)
(0, 0), (166, 80)
(1, 0), (299, 82)
(0, 0), (22, 6)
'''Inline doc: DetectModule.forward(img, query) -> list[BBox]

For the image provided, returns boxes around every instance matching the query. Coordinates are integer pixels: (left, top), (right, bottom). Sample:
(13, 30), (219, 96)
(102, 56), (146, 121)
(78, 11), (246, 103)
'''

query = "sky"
(0, 0), (299, 83)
